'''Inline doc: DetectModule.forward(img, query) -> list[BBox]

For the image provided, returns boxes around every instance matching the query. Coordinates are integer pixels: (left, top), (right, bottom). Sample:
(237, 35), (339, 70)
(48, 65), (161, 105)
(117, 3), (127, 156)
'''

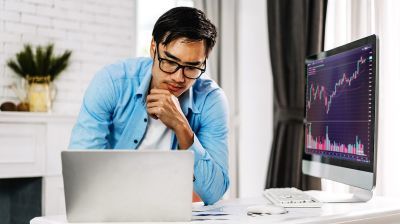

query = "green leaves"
(7, 44), (72, 81)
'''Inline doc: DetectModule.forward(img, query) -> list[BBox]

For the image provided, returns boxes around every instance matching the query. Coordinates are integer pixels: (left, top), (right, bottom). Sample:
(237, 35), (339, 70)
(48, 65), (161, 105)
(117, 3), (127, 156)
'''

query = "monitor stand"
(305, 186), (373, 203)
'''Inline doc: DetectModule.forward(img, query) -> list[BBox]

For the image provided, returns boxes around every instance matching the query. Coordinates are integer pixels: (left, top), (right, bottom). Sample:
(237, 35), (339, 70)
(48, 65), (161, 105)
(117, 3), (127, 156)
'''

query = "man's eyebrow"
(164, 51), (203, 66)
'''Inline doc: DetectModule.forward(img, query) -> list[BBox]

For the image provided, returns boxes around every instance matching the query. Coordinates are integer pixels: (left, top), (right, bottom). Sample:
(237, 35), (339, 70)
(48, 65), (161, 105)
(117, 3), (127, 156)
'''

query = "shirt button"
(134, 139), (138, 144)
(144, 118), (148, 122)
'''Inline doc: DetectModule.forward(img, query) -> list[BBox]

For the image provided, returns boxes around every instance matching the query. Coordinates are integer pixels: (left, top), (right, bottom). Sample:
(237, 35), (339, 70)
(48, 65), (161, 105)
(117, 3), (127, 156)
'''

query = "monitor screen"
(302, 35), (378, 190)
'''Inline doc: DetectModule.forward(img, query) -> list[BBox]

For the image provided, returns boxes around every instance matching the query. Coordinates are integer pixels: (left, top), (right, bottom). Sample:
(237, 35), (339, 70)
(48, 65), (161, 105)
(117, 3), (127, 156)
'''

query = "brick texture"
(0, 0), (136, 115)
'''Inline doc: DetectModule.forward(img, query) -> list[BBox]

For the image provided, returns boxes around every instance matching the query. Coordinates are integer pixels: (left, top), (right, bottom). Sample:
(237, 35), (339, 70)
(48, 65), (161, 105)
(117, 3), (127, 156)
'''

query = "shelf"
(0, 111), (77, 123)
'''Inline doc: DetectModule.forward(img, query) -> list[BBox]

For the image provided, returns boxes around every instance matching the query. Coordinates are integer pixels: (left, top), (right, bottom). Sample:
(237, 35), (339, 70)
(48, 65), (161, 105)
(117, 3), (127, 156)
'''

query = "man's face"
(150, 38), (207, 97)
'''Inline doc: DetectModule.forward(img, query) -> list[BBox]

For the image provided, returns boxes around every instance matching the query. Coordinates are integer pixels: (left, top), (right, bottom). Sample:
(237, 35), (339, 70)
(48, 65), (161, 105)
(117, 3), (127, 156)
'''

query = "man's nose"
(171, 67), (185, 83)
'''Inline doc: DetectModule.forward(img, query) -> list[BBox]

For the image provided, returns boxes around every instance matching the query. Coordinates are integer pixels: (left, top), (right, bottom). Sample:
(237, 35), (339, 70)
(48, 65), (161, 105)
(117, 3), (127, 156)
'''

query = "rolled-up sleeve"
(69, 69), (117, 149)
(188, 89), (230, 205)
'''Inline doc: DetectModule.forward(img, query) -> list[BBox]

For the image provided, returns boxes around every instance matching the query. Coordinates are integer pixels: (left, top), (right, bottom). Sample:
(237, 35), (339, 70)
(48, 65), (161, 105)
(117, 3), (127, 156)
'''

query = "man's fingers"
(147, 107), (158, 119)
(146, 94), (159, 103)
(147, 93), (168, 103)
(148, 113), (158, 120)
(147, 107), (162, 118)
(150, 88), (170, 94)
(146, 101), (162, 108)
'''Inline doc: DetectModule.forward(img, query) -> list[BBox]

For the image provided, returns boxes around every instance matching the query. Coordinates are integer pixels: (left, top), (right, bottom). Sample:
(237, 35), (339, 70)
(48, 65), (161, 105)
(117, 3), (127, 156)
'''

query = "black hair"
(152, 7), (217, 57)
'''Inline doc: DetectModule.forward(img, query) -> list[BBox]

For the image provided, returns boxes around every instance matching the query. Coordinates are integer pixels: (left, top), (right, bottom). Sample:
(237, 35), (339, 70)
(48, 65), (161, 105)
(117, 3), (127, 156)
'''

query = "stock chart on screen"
(305, 44), (374, 163)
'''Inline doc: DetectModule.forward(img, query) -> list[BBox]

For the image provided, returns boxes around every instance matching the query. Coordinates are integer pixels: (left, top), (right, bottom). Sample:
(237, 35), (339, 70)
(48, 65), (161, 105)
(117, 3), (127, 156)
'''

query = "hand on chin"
(146, 88), (185, 129)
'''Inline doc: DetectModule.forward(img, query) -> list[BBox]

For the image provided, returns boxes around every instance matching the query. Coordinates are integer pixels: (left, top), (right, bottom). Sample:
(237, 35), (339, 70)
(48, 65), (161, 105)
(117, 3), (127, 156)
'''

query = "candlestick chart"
(305, 45), (374, 163)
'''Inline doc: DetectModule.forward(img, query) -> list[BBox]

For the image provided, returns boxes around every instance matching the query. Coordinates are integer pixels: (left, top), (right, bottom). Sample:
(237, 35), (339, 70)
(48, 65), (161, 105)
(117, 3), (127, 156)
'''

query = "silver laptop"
(61, 150), (194, 222)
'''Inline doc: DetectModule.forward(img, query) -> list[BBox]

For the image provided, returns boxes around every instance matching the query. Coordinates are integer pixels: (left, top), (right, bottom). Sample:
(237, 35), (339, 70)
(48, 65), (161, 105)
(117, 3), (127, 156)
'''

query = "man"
(69, 7), (229, 205)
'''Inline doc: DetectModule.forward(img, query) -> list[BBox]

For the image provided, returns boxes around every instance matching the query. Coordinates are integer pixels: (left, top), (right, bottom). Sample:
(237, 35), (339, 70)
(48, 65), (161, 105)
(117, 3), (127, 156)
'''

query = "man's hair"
(152, 7), (217, 57)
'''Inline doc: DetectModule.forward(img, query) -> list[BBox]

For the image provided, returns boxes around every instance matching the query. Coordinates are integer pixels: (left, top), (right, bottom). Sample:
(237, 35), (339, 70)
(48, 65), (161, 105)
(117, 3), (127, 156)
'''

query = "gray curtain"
(194, 0), (221, 84)
(265, 0), (327, 190)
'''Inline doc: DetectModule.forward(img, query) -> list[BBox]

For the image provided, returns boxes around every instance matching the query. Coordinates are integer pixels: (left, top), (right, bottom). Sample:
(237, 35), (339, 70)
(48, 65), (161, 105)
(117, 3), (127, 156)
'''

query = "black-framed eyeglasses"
(155, 44), (206, 80)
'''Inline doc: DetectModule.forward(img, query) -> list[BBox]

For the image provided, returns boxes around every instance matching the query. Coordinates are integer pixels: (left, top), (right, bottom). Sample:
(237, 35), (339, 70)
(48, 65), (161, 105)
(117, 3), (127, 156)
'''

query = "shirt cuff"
(188, 134), (210, 164)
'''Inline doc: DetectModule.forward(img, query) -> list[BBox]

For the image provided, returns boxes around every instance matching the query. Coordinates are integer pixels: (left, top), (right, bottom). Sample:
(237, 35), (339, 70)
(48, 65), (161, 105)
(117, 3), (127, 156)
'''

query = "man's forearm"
(174, 120), (194, 149)
(193, 154), (230, 205)
(187, 135), (230, 205)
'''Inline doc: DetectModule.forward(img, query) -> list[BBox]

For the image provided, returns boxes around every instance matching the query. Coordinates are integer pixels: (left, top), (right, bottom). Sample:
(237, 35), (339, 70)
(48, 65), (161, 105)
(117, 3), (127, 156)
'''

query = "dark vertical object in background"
(0, 178), (42, 224)
(265, 0), (328, 190)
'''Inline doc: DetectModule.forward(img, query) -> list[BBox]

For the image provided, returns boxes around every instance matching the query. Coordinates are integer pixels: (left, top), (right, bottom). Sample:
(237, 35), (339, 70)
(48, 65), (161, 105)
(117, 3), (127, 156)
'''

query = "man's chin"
(171, 91), (183, 97)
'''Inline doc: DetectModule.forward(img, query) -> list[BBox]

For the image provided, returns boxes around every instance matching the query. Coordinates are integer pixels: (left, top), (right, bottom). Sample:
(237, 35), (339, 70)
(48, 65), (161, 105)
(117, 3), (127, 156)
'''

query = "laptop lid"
(62, 150), (194, 222)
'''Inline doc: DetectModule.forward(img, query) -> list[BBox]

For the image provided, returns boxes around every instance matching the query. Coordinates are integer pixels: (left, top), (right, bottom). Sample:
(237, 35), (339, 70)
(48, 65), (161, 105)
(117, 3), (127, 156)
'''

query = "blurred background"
(1, 0), (400, 223)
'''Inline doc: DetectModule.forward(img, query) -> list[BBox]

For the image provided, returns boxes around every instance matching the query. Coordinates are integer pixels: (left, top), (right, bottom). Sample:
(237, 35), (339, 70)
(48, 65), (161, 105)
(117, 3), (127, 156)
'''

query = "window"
(325, 0), (375, 50)
(136, 0), (194, 57)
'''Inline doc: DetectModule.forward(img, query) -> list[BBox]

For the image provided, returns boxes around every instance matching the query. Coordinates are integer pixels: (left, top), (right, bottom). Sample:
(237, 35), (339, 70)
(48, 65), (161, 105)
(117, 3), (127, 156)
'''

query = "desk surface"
(31, 196), (400, 224)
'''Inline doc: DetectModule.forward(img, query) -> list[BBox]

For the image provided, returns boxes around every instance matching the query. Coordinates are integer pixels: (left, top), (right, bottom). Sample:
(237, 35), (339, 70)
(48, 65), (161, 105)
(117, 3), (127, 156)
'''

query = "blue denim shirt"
(69, 57), (229, 205)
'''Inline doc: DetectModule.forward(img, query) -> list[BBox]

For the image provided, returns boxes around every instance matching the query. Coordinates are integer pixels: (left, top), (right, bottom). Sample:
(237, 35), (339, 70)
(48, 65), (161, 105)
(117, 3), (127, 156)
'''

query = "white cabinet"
(0, 112), (76, 215)
(0, 123), (45, 178)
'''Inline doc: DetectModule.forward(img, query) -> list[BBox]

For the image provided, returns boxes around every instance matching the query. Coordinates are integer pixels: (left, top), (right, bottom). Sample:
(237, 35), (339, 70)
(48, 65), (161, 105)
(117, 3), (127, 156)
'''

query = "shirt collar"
(179, 87), (199, 115)
(135, 63), (153, 100)
(135, 61), (199, 115)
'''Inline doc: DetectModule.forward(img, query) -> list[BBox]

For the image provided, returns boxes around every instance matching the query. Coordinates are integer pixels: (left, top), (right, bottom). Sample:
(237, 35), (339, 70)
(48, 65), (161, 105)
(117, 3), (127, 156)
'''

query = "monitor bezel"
(302, 34), (378, 188)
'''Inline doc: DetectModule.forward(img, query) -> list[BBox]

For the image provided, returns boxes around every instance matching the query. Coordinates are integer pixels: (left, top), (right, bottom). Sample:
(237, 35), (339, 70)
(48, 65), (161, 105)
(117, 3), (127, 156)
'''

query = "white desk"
(31, 196), (400, 224)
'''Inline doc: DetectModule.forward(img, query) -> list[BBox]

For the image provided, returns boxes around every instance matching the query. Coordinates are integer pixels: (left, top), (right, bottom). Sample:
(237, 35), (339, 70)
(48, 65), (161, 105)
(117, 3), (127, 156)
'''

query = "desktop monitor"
(302, 35), (378, 200)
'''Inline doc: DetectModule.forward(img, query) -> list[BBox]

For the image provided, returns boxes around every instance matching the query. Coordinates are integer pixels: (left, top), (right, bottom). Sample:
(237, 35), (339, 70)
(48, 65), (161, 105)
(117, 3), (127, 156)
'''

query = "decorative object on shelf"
(27, 76), (57, 112)
(7, 78), (29, 111)
(16, 101), (30, 111)
(0, 101), (17, 111)
(7, 44), (72, 112)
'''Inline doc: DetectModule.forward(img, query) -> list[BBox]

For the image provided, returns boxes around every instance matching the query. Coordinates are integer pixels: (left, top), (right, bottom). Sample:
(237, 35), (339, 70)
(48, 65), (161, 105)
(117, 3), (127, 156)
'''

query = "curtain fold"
(194, 0), (221, 84)
(265, 0), (327, 190)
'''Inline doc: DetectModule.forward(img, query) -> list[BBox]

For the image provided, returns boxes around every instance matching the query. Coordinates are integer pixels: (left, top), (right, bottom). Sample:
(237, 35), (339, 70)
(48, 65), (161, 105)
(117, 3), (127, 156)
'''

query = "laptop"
(61, 150), (194, 222)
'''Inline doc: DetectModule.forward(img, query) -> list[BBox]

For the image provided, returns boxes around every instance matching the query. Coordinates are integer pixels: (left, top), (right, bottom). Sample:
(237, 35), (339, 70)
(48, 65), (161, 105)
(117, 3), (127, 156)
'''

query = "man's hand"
(146, 88), (194, 149)
(146, 89), (185, 129)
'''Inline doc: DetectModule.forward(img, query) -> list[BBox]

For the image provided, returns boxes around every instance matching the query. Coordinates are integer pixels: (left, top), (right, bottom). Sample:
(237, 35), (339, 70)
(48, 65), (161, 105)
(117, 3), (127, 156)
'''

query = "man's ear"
(150, 38), (156, 59)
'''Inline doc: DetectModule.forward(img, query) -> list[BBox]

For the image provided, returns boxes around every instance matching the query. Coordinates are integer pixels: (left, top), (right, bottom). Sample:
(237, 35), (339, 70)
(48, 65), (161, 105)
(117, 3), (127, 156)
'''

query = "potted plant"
(7, 44), (72, 112)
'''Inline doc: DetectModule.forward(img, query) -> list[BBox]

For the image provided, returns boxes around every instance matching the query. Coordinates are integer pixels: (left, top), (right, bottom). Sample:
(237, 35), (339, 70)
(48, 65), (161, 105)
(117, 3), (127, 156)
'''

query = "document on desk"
(192, 202), (232, 221)
(192, 202), (225, 212)
(192, 212), (231, 221)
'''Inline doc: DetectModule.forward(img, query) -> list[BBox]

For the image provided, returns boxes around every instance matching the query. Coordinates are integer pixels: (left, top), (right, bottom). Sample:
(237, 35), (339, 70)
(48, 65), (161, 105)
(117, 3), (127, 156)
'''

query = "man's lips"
(167, 84), (184, 92)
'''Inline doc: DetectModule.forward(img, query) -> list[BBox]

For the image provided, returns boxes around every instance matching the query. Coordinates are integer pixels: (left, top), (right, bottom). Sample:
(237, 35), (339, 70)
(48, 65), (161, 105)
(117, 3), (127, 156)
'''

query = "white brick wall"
(0, 0), (136, 115)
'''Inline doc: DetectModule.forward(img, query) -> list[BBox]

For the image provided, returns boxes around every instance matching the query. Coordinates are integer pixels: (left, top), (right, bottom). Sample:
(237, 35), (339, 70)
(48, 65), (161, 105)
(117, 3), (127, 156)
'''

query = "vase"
(27, 76), (56, 112)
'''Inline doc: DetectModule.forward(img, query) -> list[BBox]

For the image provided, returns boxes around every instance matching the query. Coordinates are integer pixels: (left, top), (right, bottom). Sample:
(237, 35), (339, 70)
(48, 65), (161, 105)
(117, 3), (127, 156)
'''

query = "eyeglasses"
(155, 45), (206, 80)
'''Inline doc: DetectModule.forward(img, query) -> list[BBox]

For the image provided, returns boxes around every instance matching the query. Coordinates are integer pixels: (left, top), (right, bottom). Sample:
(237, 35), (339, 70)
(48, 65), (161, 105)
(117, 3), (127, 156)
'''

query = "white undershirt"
(137, 116), (172, 150)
